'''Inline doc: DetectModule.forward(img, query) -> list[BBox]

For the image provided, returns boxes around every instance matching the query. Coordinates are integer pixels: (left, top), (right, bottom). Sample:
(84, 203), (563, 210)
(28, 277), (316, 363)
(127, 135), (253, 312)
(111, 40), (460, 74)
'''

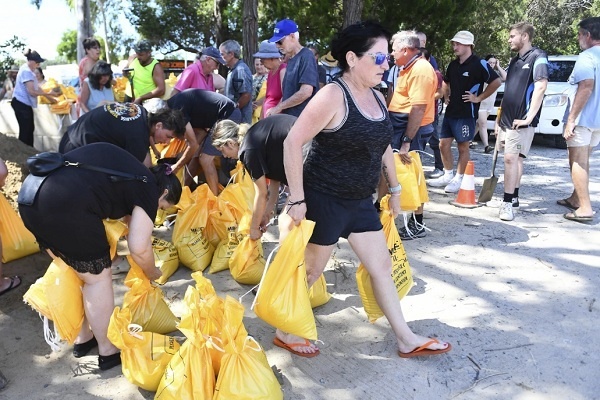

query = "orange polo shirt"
(388, 58), (437, 126)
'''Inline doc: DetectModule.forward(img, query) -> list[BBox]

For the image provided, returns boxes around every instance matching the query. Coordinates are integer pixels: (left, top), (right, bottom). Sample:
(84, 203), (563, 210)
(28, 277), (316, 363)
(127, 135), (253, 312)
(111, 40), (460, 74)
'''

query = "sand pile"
(0, 132), (38, 211)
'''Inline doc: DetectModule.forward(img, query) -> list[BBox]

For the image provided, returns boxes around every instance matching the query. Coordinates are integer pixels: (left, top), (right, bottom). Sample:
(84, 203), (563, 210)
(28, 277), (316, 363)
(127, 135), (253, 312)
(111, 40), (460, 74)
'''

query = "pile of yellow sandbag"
(113, 76), (129, 102)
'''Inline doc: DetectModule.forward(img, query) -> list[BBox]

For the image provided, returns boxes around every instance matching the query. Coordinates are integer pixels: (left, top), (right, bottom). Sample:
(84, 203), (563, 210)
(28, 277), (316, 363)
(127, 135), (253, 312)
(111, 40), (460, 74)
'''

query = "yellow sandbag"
(23, 258), (84, 346)
(171, 184), (214, 272)
(209, 225), (241, 274)
(309, 274), (332, 308)
(394, 153), (421, 212)
(155, 205), (178, 227)
(107, 307), (180, 391)
(206, 195), (238, 247)
(229, 214), (265, 285)
(191, 271), (217, 299)
(152, 237), (179, 285)
(122, 256), (179, 334)
(409, 151), (429, 203)
(229, 161), (255, 210)
(253, 220), (317, 340)
(0, 193), (39, 262)
(102, 219), (128, 260)
(356, 196), (413, 323)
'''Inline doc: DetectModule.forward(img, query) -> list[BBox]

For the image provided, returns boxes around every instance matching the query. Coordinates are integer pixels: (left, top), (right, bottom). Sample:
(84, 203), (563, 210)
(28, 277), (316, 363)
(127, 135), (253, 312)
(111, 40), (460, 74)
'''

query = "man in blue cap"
(266, 19), (319, 117)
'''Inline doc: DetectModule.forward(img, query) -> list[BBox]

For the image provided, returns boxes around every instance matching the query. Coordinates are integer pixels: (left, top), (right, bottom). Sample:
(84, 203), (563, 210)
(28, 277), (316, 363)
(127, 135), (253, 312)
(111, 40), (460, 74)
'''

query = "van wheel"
(554, 135), (568, 149)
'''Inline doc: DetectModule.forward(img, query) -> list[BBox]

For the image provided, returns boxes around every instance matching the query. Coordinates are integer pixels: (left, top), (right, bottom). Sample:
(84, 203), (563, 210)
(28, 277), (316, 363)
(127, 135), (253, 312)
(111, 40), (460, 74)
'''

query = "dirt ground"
(0, 131), (598, 400)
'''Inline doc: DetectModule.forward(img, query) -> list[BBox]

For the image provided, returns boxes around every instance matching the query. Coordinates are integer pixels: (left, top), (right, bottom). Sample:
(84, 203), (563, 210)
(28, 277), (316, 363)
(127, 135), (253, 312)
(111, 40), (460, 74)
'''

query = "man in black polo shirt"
(167, 88), (241, 193)
(428, 31), (501, 193)
(496, 22), (548, 221)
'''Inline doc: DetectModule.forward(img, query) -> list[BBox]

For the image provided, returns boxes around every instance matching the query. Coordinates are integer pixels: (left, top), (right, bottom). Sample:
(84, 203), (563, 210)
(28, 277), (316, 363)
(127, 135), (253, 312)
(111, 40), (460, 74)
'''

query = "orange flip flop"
(273, 337), (320, 358)
(398, 339), (452, 358)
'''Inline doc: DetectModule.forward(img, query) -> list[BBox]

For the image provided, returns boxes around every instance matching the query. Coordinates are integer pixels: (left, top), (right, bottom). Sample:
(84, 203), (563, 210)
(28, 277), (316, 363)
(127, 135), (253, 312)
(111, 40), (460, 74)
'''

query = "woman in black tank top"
(275, 21), (451, 359)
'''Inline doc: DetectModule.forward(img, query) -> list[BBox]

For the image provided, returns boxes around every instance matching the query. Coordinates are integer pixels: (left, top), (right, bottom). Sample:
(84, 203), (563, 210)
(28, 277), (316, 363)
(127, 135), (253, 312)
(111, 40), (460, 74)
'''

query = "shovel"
(478, 145), (499, 203)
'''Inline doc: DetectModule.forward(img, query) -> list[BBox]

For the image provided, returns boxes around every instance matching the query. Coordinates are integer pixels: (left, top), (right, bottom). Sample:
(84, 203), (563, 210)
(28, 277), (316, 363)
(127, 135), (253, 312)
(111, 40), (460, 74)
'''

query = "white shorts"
(567, 125), (600, 148)
(497, 126), (535, 157)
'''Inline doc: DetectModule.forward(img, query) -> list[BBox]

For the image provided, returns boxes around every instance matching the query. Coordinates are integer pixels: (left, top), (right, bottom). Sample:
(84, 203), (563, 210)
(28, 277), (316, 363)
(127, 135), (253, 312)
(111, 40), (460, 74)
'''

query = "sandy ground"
(0, 133), (598, 400)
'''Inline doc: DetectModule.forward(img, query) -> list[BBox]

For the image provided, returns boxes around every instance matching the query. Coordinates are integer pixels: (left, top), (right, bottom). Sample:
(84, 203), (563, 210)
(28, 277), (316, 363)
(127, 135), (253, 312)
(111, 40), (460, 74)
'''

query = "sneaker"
(469, 142), (476, 149)
(425, 168), (444, 179)
(512, 197), (520, 208)
(499, 202), (514, 221)
(399, 218), (427, 240)
(427, 171), (454, 187)
(484, 146), (494, 154)
(444, 175), (463, 193)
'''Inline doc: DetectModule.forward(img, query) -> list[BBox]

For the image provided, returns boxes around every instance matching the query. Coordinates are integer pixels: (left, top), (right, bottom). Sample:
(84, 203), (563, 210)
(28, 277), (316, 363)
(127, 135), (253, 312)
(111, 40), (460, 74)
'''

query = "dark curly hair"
(88, 60), (113, 90)
(150, 163), (182, 205)
(148, 108), (187, 139)
(331, 20), (391, 73)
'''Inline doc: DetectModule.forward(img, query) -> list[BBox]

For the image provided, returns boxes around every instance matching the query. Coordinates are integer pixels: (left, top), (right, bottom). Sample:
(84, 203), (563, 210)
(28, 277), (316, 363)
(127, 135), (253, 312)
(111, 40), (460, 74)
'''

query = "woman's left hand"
(144, 266), (163, 281)
(389, 194), (401, 218)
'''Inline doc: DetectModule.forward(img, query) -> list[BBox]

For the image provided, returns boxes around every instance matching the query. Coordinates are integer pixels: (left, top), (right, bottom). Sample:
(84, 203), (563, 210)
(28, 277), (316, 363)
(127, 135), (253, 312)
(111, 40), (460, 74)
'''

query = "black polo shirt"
(167, 89), (236, 129)
(444, 54), (499, 119)
(499, 47), (549, 129)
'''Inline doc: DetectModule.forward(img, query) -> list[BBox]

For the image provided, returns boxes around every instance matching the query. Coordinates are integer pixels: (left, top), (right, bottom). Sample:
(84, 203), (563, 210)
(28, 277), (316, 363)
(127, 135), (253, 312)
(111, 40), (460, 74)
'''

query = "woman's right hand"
(286, 202), (306, 225)
(144, 266), (163, 281)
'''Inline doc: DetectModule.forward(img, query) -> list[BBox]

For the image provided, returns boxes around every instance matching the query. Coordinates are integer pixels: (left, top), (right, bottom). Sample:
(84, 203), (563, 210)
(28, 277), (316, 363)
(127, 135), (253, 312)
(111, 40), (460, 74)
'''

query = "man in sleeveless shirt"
(126, 40), (166, 105)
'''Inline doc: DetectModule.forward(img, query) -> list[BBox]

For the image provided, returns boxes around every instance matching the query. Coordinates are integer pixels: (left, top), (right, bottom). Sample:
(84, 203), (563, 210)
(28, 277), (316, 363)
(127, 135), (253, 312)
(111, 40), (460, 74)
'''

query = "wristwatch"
(402, 135), (412, 143)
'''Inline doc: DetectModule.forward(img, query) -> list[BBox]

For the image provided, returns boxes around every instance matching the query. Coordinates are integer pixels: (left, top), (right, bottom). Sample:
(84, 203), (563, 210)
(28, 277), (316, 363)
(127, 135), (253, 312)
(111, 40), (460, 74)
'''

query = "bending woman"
(212, 114), (303, 241)
(282, 21), (451, 358)
(19, 143), (182, 370)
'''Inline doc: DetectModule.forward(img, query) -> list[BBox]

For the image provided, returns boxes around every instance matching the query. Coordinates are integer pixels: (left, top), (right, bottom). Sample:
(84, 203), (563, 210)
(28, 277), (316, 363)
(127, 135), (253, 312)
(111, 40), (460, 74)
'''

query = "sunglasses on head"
(367, 52), (391, 65)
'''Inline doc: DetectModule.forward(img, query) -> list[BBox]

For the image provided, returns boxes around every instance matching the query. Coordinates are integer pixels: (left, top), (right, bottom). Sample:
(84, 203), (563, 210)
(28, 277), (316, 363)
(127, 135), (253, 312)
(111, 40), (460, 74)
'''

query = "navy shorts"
(440, 116), (476, 143)
(389, 112), (433, 151)
(304, 188), (382, 246)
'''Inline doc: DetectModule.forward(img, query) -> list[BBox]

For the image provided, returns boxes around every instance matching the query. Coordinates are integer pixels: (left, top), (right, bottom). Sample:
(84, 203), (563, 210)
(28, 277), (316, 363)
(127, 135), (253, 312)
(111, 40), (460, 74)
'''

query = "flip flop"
(398, 339), (452, 358)
(273, 337), (320, 358)
(0, 276), (21, 296)
(563, 211), (593, 222)
(557, 199), (577, 210)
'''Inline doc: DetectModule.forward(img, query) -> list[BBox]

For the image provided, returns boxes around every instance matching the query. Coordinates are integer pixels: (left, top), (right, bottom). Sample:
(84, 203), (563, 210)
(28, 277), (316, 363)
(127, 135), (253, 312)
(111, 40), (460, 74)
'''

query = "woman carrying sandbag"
(211, 114), (308, 241)
(18, 143), (182, 370)
(282, 21), (452, 358)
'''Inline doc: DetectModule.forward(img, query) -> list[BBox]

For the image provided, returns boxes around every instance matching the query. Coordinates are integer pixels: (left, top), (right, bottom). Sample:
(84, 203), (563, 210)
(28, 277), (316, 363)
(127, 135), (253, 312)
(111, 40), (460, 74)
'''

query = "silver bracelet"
(389, 184), (401, 193)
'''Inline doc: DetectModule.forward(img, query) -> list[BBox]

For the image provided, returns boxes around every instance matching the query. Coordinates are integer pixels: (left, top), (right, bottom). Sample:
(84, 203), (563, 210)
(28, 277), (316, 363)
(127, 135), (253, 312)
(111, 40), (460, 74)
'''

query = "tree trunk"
(242, 0), (258, 73)
(76, 0), (93, 61)
(343, 0), (364, 28)
(98, 0), (111, 63)
(214, 0), (228, 45)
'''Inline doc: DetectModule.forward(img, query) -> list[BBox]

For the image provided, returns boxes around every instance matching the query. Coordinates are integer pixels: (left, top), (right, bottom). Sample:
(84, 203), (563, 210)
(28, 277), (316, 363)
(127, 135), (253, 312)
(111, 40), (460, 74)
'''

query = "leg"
(439, 138), (454, 170)
(428, 126), (444, 171)
(199, 153), (219, 195)
(77, 267), (119, 357)
(347, 231), (449, 353)
(11, 100), (35, 147)
(568, 146), (593, 216)
(476, 111), (489, 147)
(503, 152), (520, 195)
(455, 141), (471, 175)
(274, 242), (334, 355)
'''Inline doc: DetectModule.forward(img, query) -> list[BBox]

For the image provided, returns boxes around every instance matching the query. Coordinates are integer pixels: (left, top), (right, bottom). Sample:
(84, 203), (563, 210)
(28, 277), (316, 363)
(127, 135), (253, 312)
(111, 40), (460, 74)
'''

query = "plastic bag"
(107, 307), (180, 391)
(393, 153), (421, 212)
(356, 196), (413, 323)
(0, 193), (39, 262)
(253, 220), (317, 340)
(309, 274), (332, 308)
(229, 214), (265, 285)
(409, 152), (429, 204)
(210, 224), (241, 274)
(102, 219), (128, 259)
(229, 161), (255, 210)
(171, 184), (214, 272)
(152, 236), (179, 285)
(122, 257), (179, 334)
(22, 258), (84, 347)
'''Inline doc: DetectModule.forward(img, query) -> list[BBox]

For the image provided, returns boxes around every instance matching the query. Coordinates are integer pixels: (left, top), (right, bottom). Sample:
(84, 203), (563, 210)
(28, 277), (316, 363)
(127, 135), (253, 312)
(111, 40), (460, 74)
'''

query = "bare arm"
(564, 79), (594, 140)
(442, 81), (450, 104)
(462, 77), (501, 103)
(512, 79), (548, 129)
(127, 206), (162, 280)
(80, 81), (91, 113)
(25, 81), (57, 102)
(237, 92), (251, 109)
(380, 145), (401, 217)
(397, 104), (426, 164)
(249, 176), (270, 240)
(267, 84), (314, 116)
(171, 122), (199, 173)
(134, 63), (166, 103)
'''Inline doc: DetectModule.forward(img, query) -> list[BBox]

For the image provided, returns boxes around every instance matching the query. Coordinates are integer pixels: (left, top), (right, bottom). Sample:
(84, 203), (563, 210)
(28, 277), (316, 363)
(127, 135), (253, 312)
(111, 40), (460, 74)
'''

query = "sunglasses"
(276, 36), (287, 46)
(367, 52), (392, 65)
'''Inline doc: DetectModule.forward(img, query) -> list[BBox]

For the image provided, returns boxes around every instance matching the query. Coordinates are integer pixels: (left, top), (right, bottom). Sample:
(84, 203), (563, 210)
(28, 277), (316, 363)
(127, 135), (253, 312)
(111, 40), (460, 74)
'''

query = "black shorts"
(305, 187), (382, 246)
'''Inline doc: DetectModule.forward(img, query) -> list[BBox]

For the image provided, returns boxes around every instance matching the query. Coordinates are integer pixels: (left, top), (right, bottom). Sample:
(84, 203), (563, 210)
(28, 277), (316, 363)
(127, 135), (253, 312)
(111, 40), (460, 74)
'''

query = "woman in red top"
(253, 41), (286, 119)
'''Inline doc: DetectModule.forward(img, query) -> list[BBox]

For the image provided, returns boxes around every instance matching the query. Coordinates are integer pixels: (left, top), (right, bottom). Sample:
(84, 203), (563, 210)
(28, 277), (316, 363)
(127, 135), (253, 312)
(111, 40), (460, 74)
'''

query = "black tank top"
(304, 78), (393, 199)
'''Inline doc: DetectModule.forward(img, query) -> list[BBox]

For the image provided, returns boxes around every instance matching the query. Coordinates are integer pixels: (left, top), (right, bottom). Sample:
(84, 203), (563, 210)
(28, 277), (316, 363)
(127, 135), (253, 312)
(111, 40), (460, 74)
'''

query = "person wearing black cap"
(170, 47), (226, 97)
(11, 49), (60, 147)
(126, 39), (166, 104)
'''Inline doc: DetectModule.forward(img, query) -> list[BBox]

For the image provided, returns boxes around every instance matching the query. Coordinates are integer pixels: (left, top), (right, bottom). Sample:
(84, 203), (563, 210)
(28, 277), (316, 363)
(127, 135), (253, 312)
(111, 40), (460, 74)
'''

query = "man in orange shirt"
(384, 30), (437, 239)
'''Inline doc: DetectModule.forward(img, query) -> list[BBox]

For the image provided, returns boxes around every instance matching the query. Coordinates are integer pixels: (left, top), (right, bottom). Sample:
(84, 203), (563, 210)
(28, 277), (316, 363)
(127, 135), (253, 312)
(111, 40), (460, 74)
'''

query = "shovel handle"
(491, 145), (499, 176)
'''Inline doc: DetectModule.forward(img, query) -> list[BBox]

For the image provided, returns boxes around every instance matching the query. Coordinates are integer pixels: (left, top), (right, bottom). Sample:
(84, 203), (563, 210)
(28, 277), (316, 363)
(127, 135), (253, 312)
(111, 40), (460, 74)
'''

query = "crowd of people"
(1, 15), (598, 378)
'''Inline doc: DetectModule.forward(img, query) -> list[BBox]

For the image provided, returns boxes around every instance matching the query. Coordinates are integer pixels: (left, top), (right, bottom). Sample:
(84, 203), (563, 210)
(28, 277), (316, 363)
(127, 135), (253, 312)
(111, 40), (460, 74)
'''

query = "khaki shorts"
(567, 125), (600, 148)
(497, 126), (535, 157)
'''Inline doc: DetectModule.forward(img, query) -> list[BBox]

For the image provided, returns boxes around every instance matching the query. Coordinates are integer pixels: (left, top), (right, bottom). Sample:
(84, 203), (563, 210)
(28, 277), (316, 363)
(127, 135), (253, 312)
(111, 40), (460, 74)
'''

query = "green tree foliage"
(57, 30), (112, 62)
(0, 37), (26, 82)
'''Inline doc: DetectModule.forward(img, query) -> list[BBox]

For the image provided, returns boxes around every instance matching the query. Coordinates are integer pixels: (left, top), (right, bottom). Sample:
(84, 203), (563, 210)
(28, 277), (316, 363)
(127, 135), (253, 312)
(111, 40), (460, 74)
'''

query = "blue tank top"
(304, 78), (393, 199)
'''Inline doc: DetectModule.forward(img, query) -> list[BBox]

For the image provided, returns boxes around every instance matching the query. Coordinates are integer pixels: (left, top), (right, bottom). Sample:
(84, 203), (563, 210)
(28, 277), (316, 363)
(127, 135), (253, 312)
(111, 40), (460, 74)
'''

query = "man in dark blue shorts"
(428, 31), (501, 193)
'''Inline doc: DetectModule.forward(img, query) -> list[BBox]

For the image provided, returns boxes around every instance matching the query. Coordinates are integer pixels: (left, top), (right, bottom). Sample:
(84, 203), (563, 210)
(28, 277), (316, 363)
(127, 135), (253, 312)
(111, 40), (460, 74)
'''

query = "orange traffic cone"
(449, 161), (483, 208)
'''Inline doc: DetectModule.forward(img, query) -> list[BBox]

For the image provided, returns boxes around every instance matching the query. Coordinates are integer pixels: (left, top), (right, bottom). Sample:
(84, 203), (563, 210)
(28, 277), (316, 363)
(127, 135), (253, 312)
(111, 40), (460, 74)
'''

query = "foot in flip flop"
(0, 276), (21, 296)
(564, 211), (593, 223)
(273, 330), (320, 358)
(557, 198), (578, 210)
(398, 338), (452, 358)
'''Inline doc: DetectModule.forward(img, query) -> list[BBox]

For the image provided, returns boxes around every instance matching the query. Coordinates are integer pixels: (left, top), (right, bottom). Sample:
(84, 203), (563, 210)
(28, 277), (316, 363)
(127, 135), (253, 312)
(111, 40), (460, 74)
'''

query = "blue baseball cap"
(268, 19), (298, 43)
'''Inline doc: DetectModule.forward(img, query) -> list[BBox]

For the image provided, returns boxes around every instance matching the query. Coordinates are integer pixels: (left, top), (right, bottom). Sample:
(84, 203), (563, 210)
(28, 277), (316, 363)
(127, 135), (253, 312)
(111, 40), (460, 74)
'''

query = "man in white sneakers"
(428, 31), (500, 193)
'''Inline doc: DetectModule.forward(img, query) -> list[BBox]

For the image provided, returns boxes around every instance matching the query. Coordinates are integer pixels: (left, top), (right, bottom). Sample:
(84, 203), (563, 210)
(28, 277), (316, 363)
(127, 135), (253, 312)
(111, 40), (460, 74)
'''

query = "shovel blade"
(478, 176), (498, 203)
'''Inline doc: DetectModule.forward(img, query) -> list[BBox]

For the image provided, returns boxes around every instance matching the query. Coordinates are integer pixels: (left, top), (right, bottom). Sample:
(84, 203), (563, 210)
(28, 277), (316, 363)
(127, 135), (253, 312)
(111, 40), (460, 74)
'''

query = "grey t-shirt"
(282, 47), (319, 117)
(225, 60), (253, 123)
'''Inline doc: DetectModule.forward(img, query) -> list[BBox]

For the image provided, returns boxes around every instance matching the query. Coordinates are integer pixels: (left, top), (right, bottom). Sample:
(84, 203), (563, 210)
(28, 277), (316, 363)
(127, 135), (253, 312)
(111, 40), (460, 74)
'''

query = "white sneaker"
(444, 175), (463, 193)
(499, 202), (514, 221)
(427, 171), (454, 187)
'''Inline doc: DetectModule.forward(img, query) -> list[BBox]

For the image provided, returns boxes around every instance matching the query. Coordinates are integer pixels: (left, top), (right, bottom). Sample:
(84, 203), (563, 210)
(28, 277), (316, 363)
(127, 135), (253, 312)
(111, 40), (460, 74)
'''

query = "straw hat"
(320, 52), (338, 67)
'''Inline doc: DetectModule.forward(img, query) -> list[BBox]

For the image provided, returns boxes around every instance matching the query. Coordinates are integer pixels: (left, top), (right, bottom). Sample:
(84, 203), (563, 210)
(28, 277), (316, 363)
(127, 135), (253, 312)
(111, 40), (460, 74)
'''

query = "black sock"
(415, 213), (423, 224)
(503, 193), (513, 203)
(513, 188), (519, 198)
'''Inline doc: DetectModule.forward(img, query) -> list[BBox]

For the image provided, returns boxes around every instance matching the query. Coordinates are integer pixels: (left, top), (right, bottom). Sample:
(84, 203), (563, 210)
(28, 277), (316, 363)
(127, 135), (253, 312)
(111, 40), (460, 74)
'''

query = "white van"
(487, 55), (578, 148)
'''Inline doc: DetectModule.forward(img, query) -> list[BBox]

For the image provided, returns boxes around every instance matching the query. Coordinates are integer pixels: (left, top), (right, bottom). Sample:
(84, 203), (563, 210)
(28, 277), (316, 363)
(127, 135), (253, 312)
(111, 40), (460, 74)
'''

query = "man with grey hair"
(219, 40), (253, 123)
(268, 19), (319, 117)
(170, 46), (226, 97)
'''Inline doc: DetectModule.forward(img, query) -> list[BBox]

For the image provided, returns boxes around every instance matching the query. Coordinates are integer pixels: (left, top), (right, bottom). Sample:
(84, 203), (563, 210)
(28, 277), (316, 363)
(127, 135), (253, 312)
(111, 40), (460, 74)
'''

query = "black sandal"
(98, 352), (121, 371)
(73, 336), (98, 358)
